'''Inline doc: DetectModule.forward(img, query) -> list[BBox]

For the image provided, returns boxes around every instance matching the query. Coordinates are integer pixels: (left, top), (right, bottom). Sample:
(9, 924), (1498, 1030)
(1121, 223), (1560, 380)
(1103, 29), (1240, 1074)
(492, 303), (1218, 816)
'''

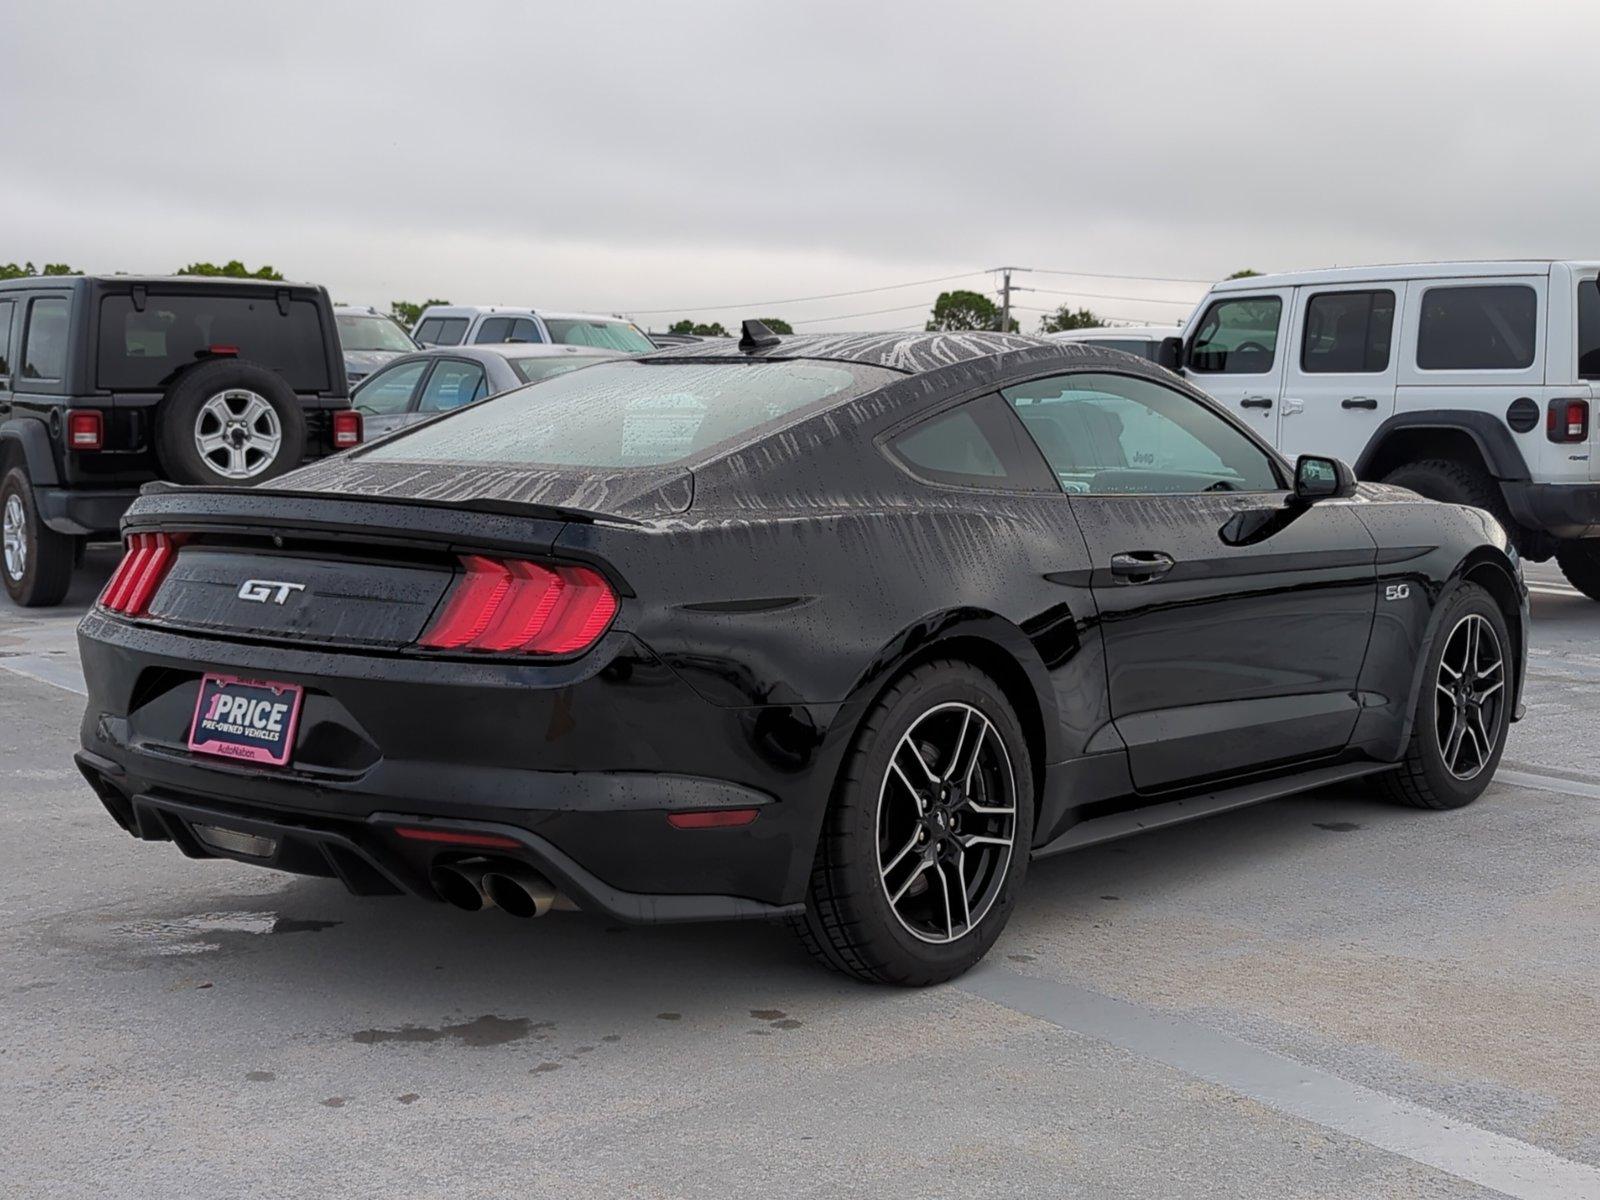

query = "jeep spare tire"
(156, 358), (306, 485)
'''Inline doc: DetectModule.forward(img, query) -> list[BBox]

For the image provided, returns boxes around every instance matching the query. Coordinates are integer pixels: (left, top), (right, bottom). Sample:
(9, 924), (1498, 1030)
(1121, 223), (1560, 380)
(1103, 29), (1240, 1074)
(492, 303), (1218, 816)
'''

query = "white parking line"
(1495, 767), (1600, 801)
(960, 965), (1600, 1200)
(0, 655), (87, 696)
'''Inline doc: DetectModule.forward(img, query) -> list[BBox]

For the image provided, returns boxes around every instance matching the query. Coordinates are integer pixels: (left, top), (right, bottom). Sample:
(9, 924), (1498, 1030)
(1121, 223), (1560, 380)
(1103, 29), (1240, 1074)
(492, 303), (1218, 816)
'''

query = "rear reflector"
(66, 409), (104, 450)
(393, 826), (523, 850)
(417, 555), (618, 656)
(1548, 398), (1590, 443)
(100, 532), (181, 616)
(332, 409), (363, 448)
(666, 808), (761, 829)
(206, 344), (240, 357)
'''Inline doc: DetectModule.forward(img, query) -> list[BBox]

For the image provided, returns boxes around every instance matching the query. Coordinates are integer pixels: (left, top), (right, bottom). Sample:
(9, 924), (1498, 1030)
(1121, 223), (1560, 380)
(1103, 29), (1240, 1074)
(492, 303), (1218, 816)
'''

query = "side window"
(1579, 280), (1600, 380)
(1300, 290), (1396, 373)
(22, 297), (69, 381)
(0, 300), (13, 378)
(507, 318), (543, 343)
(1004, 372), (1283, 495)
(353, 359), (428, 415)
(474, 317), (516, 344)
(417, 360), (488, 412)
(1187, 295), (1283, 374)
(1417, 285), (1537, 370)
(886, 393), (1055, 491)
(416, 317), (467, 346)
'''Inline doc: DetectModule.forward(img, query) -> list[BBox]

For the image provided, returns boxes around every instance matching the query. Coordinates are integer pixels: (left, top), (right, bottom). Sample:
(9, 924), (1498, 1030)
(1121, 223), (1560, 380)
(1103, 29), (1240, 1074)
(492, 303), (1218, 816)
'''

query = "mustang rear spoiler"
(134, 481), (644, 527)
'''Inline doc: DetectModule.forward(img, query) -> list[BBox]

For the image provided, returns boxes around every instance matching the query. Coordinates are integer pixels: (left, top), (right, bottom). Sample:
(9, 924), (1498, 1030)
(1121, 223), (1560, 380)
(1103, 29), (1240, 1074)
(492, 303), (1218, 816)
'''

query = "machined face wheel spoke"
(2, 494), (25, 580)
(1433, 612), (1505, 782)
(875, 700), (1017, 945)
(194, 390), (282, 479)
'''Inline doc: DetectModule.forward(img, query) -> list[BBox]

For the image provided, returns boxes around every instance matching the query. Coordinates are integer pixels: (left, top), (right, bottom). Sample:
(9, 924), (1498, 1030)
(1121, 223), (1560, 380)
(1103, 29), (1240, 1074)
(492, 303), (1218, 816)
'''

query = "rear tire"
(792, 659), (1034, 986)
(1555, 541), (1600, 601)
(1376, 582), (1511, 810)
(155, 359), (306, 486)
(1, 467), (74, 608)
(1382, 458), (1516, 542)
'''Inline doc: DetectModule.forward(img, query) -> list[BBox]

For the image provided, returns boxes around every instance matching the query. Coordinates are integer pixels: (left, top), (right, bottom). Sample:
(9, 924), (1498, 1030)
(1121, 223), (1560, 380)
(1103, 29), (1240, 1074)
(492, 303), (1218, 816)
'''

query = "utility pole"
(991, 266), (1033, 332)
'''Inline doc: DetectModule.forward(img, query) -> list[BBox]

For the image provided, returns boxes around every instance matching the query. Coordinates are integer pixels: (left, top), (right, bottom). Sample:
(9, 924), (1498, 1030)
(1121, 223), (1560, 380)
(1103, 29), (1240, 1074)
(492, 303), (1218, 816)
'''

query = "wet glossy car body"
(74, 332), (1527, 947)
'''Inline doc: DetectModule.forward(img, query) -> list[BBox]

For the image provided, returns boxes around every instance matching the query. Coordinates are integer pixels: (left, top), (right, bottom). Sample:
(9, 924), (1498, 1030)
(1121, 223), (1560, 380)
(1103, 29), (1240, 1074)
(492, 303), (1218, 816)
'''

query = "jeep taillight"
(1547, 398), (1590, 443)
(66, 410), (104, 450)
(100, 533), (182, 616)
(332, 409), (363, 448)
(416, 555), (618, 656)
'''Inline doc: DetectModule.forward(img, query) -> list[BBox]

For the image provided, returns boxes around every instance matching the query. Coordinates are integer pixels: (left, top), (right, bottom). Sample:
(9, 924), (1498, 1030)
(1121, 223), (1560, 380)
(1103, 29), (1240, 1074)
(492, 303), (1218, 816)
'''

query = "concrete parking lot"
(3, 553), (1598, 1199)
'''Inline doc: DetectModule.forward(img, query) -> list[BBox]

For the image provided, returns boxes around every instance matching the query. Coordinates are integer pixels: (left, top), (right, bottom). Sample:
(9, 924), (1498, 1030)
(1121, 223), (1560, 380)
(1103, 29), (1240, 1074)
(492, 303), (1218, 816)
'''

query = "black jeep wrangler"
(0, 275), (358, 606)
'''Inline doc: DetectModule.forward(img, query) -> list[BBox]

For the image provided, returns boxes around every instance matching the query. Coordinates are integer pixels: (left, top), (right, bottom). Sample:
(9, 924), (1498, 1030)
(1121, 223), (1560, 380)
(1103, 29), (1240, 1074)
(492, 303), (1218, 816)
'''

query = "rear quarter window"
(1416, 285), (1537, 371)
(97, 294), (330, 391)
(362, 359), (897, 468)
(416, 317), (468, 346)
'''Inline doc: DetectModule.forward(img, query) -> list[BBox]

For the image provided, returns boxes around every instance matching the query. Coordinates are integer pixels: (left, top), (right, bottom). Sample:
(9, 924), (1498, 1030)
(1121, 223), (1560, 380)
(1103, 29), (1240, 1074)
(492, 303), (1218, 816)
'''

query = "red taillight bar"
(100, 532), (182, 616)
(667, 808), (760, 830)
(417, 555), (618, 656)
(393, 825), (523, 850)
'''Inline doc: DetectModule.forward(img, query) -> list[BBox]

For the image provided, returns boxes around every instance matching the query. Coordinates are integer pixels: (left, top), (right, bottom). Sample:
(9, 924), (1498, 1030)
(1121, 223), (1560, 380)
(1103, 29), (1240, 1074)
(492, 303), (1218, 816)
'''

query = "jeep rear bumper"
(36, 486), (141, 537)
(1501, 481), (1600, 540)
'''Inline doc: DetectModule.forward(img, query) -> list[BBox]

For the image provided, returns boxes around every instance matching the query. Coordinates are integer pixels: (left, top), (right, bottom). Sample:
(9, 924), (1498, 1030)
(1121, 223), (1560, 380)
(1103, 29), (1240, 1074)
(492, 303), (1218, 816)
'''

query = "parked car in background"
(334, 305), (418, 388)
(1045, 324), (1183, 362)
(76, 327), (1523, 985)
(352, 343), (624, 437)
(412, 305), (654, 354)
(1176, 261), (1600, 596)
(0, 275), (358, 606)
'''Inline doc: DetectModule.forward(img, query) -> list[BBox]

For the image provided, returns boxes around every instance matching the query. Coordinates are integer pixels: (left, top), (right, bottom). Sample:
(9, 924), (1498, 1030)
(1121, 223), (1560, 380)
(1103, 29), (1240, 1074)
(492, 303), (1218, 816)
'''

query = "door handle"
(1109, 551), (1176, 584)
(1341, 396), (1378, 410)
(1239, 396), (1273, 409)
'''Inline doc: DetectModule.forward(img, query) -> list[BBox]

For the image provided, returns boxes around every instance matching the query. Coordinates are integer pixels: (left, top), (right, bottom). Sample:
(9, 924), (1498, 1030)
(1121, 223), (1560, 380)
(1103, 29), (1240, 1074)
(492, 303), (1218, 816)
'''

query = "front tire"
(792, 659), (1034, 986)
(1377, 582), (1511, 810)
(1, 467), (74, 608)
(1555, 541), (1600, 601)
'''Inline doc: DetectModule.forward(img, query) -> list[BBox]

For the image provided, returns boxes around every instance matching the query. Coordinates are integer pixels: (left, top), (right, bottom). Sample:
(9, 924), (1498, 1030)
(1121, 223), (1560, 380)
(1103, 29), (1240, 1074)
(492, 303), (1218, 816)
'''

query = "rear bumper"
(36, 486), (140, 536)
(1501, 481), (1600, 540)
(76, 612), (851, 920)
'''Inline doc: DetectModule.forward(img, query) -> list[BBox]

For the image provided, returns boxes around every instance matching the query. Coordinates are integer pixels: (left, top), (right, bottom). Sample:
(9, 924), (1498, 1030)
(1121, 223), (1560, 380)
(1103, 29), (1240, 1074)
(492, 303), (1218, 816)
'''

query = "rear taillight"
(66, 410), (103, 450)
(99, 533), (181, 616)
(1548, 398), (1590, 443)
(332, 409), (363, 448)
(417, 555), (618, 656)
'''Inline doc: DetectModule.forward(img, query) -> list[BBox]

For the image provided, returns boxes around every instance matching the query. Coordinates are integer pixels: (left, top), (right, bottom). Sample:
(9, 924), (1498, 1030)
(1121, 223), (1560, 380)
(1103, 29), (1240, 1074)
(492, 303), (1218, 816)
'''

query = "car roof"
(0, 273), (314, 292)
(1046, 325), (1180, 342)
(642, 330), (1053, 374)
(383, 344), (624, 366)
(416, 305), (639, 323)
(1210, 260), (1600, 292)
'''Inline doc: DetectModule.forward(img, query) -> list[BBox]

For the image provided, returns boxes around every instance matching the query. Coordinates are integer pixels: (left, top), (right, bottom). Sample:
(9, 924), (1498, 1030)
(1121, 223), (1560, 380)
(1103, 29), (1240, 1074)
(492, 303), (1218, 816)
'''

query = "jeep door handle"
(1239, 396), (1273, 409)
(1109, 551), (1176, 583)
(1341, 396), (1379, 410)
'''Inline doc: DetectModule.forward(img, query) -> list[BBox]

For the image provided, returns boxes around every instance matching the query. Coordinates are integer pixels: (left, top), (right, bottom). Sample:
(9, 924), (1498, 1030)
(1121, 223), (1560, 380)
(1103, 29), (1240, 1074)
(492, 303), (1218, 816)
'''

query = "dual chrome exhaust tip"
(428, 860), (575, 918)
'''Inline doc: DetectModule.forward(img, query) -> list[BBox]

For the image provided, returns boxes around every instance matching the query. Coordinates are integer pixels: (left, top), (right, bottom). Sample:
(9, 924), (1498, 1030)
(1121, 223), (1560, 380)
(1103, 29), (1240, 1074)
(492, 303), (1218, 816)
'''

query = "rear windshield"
(97, 294), (331, 391)
(509, 355), (608, 384)
(542, 318), (655, 353)
(415, 316), (468, 346)
(336, 312), (415, 352)
(362, 359), (896, 469)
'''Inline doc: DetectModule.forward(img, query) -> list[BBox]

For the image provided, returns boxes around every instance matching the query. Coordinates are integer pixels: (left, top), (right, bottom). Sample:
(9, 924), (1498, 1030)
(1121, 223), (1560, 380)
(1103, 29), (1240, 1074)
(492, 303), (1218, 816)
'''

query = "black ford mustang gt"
(75, 326), (1527, 985)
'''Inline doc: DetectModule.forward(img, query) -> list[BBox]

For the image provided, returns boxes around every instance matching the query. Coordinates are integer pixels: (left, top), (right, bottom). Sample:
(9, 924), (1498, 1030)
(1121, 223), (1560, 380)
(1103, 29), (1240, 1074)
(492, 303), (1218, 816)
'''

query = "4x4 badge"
(238, 579), (306, 604)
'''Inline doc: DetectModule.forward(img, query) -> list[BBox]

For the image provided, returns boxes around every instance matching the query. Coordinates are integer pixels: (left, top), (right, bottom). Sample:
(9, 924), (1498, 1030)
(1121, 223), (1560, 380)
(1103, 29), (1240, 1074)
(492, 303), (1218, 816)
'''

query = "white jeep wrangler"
(1172, 261), (1600, 596)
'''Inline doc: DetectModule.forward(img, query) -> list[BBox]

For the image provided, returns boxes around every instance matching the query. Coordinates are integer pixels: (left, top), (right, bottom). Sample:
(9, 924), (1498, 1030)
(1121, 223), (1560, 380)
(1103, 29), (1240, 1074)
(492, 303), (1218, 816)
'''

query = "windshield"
(509, 355), (608, 385)
(337, 313), (416, 353)
(363, 358), (895, 469)
(542, 318), (655, 353)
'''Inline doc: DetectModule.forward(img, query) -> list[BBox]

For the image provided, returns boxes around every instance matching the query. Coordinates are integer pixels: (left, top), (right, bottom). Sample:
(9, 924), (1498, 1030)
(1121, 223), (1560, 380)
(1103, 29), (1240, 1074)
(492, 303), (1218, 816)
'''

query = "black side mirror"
(1294, 454), (1357, 501)
(1156, 336), (1183, 371)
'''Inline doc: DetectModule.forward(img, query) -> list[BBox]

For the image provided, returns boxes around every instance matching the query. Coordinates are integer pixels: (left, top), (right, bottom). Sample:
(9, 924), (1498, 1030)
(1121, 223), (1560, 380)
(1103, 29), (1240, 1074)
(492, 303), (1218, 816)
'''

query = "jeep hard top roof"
(0, 273), (323, 294)
(1211, 260), (1600, 293)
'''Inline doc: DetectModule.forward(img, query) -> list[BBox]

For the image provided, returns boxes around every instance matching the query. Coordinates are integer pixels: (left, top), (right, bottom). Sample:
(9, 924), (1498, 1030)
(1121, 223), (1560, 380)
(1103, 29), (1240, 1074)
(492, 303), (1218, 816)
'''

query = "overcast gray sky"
(3, 0), (1596, 332)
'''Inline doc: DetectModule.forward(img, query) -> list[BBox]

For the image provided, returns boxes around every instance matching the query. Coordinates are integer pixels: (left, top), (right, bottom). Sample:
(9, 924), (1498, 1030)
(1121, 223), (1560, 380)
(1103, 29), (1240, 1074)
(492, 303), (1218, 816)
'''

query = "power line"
(1023, 266), (1215, 285)
(1025, 286), (1198, 306)
(620, 270), (989, 316)
(791, 301), (932, 326)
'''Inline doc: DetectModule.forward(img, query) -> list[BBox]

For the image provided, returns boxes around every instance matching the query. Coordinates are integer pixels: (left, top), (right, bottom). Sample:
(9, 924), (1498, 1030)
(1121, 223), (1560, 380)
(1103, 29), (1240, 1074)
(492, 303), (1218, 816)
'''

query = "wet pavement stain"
(351, 1015), (532, 1048)
(770, 1018), (802, 1030)
(531, 1062), (562, 1073)
(1100, 895), (1120, 901)
(656, 1012), (681, 1021)
(750, 1009), (786, 1020)
(321, 1097), (346, 1108)
(601, 1034), (622, 1043)
(244, 1071), (275, 1083)
(271, 918), (342, 935)
(397, 1094), (420, 1104)
(1007, 954), (1037, 963)
(1314, 821), (1362, 833)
